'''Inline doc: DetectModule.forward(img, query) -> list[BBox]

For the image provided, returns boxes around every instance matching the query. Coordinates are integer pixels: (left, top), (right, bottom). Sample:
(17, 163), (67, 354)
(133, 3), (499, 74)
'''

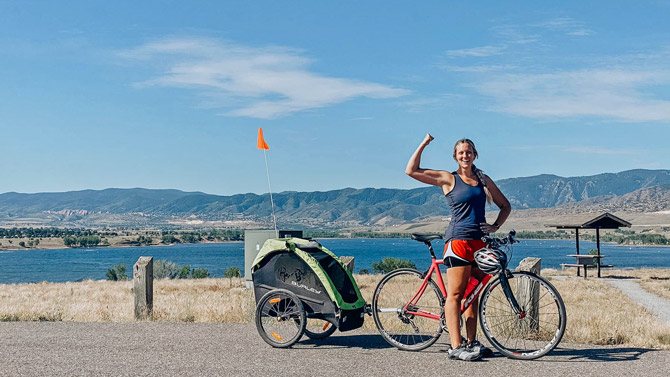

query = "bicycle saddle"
(411, 234), (443, 243)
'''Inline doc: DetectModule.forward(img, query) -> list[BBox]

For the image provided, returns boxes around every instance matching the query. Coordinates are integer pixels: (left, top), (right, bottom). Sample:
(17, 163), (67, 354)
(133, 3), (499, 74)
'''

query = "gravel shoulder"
(1, 322), (667, 377)
(604, 278), (670, 323)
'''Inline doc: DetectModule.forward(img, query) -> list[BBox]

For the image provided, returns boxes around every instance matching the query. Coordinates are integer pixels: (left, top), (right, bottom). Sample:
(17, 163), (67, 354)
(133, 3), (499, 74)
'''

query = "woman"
(405, 133), (511, 361)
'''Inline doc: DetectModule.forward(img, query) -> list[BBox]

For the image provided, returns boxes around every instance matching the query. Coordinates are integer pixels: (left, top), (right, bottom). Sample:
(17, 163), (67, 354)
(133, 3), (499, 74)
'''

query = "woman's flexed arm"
(405, 134), (453, 190)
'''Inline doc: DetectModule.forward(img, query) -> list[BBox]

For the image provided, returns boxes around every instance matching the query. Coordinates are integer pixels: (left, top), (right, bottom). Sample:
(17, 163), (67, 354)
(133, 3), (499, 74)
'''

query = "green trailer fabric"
(252, 237), (365, 311)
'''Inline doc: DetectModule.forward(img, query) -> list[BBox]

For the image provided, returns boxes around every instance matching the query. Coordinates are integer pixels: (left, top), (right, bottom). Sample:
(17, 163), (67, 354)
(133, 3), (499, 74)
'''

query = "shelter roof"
(546, 212), (632, 229)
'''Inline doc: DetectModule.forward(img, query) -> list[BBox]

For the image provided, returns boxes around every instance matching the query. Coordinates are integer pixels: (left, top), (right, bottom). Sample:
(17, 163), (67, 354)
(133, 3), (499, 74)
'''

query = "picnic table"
(561, 254), (614, 278)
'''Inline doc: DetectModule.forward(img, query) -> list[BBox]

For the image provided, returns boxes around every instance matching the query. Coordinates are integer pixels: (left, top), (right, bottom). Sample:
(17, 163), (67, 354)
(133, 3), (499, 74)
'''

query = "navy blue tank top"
(444, 172), (487, 242)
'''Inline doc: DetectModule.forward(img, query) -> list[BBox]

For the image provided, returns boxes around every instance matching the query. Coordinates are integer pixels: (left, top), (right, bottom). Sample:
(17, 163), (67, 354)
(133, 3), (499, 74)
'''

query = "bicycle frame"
(402, 241), (524, 321)
(403, 257), (493, 321)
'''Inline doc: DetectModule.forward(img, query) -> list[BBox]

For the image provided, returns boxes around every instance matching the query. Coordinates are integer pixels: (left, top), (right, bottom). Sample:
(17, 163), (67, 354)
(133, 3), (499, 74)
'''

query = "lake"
(0, 238), (669, 284)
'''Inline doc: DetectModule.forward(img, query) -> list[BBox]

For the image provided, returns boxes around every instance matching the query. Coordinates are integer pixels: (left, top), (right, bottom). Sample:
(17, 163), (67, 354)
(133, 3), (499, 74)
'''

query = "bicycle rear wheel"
(479, 271), (566, 359)
(372, 268), (444, 351)
(255, 289), (306, 348)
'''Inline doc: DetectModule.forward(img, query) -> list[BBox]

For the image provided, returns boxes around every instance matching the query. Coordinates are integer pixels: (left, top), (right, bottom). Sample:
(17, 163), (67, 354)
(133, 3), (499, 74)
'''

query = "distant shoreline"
(0, 239), (242, 252)
(1, 236), (669, 251)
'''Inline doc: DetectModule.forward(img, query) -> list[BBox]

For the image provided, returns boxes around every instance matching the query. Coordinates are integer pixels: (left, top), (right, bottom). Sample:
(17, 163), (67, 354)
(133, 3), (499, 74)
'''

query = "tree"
(79, 235), (101, 247)
(180, 232), (201, 243)
(63, 236), (77, 246)
(136, 235), (153, 246)
(161, 235), (180, 244)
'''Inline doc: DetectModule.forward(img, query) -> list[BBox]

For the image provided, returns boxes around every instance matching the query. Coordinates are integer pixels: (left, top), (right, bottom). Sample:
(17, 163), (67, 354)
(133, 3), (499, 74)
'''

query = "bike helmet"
(474, 248), (507, 274)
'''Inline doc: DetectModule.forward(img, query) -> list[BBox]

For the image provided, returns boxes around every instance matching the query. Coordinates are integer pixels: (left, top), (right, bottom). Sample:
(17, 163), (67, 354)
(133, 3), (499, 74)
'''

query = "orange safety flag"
(257, 128), (270, 150)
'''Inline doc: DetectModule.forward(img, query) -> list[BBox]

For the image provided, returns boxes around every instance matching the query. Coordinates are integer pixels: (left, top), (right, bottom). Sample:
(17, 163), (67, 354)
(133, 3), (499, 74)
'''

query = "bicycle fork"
(498, 270), (525, 319)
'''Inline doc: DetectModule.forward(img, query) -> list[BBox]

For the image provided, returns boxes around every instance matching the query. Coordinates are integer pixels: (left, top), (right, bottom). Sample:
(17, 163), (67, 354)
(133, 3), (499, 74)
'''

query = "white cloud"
(397, 94), (465, 112)
(510, 145), (635, 155)
(472, 69), (670, 122)
(444, 45), (505, 57)
(532, 17), (593, 36)
(439, 64), (515, 73)
(119, 38), (409, 119)
(561, 146), (635, 155)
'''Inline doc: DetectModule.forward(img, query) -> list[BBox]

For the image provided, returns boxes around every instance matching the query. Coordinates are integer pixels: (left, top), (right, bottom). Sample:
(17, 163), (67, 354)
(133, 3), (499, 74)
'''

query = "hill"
(1, 169), (669, 229)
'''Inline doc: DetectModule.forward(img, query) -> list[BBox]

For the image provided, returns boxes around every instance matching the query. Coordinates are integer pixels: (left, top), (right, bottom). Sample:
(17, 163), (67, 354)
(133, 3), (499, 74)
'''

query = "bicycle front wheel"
(479, 271), (566, 360)
(372, 268), (444, 351)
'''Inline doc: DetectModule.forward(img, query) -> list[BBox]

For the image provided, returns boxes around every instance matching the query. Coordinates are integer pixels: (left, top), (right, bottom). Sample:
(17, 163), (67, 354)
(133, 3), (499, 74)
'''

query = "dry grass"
(543, 268), (670, 301)
(548, 277), (670, 348)
(0, 278), (255, 323)
(2, 271), (670, 349)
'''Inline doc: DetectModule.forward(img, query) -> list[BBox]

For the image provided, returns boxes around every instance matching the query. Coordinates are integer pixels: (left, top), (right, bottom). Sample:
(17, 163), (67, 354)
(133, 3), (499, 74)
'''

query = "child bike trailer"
(251, 237), (366, 347)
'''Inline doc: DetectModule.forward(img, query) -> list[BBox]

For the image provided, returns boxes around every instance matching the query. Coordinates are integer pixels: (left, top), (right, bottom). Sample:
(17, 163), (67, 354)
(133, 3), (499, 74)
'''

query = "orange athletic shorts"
(443, 239), (486, 263)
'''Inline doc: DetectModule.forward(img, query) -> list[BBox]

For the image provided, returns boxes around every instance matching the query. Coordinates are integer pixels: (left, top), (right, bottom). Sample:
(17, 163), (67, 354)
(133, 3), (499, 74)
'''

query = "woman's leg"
(464, 295), (477, 343)
(464, 268), (486, 343)
(446, 265), (471, 347)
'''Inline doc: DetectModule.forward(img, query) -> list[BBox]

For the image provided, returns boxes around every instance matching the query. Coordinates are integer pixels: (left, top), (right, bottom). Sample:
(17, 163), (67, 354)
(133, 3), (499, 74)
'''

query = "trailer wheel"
(255, 289), (306, 348)
(304, 319), (337, 339)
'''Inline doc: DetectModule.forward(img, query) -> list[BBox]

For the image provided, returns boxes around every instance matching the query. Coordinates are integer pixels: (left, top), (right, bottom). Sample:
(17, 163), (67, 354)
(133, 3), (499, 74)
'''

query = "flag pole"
(262, 148), (278, 238)
(257, 128), (278, 238)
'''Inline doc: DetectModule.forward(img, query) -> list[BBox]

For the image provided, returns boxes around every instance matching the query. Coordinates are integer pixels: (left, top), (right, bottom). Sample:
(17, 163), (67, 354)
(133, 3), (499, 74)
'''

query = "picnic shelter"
(547, 212), (632, 278)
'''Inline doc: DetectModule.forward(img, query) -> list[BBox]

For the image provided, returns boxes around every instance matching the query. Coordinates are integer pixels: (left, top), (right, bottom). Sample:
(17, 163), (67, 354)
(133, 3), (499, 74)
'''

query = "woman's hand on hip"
(480, 222), (499, 234)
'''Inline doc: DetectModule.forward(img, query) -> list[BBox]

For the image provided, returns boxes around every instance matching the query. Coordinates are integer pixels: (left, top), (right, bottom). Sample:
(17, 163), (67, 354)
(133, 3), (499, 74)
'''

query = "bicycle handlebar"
(482, 229), (518, 248)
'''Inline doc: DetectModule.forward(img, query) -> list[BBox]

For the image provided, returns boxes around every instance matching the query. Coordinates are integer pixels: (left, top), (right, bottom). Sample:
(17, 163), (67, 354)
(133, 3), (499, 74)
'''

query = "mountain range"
(1, 169), (669, 229)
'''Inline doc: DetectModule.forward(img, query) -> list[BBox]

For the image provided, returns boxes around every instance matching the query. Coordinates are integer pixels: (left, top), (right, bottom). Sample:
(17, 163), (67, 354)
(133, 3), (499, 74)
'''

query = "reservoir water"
(0, 238), (668, 284)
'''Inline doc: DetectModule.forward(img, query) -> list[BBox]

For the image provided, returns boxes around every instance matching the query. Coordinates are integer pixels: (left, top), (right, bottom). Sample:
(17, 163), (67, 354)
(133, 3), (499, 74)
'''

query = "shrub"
(154, 260), (179, 279)
(372, 257), (416, 274)
(224, 267), (242, 278)
(191, 268), (210, 279)
(358, 268), (370, 275)
(106, 263), (129, 281)
(177, 265), (191, 279)
(18, 241), (26, 247)
(152, 260), (210, 279)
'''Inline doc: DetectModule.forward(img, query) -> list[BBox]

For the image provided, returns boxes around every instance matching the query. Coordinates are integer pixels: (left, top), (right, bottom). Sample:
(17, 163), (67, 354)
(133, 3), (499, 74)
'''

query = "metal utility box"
(244, 229), (303, 288)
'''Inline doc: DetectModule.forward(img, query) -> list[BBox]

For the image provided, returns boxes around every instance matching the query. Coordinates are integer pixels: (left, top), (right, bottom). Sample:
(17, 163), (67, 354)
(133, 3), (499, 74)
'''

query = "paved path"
(604, 278), (670, 323)
(1, 322), (667, 377)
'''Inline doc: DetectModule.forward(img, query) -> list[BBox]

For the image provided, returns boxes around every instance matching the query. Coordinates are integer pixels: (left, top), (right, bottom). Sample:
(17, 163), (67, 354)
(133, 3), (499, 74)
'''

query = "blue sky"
(1, 1), (669, 195)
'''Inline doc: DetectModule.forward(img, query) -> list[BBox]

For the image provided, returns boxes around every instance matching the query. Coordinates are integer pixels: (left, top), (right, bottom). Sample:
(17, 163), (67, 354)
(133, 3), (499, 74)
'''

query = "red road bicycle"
(371, 230), (566, 360)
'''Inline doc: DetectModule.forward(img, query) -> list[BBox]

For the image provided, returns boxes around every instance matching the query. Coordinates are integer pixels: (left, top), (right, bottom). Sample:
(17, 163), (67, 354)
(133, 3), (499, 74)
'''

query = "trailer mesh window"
(300, 246), (358, 303)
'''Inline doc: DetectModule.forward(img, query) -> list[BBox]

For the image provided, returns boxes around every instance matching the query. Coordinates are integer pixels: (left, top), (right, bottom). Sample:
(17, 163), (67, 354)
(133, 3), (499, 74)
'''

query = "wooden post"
(340, 256), (355, 273)
(575, 228), (581, 277)
(134, 257), (153, 320)
(596, 228), (601, 278)
(517, 257), (541, 275)
(516, 257), (541, 332)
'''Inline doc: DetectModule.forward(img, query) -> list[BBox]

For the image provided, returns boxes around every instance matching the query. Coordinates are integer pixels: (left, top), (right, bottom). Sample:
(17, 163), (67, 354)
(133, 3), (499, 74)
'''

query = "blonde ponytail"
(473, 165), (493, 205)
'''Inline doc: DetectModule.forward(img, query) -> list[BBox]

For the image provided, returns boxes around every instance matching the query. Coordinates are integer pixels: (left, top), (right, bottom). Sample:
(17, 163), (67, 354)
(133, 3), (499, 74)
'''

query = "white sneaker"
(448, 344), (482, 361)
(467, 340), (493, 357)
